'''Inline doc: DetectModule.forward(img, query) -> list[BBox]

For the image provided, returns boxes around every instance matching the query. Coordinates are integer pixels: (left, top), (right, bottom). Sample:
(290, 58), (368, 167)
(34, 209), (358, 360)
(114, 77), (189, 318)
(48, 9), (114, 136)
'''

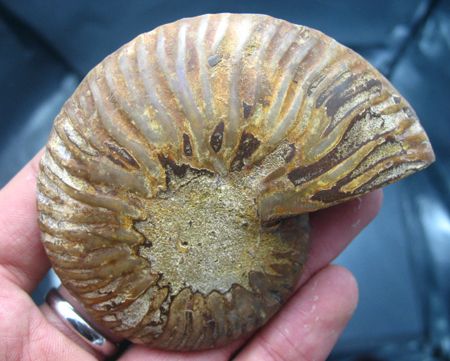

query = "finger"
(0, 278), (97, 361)
(300, 189), (383, 285)
(234, 265), (358, 361)
(0, 150), (50, 292)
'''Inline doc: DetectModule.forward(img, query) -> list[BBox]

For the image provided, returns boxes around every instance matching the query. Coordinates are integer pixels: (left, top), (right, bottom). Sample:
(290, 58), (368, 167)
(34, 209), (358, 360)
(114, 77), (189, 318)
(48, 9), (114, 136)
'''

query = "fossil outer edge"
(37, 13), (435, 351)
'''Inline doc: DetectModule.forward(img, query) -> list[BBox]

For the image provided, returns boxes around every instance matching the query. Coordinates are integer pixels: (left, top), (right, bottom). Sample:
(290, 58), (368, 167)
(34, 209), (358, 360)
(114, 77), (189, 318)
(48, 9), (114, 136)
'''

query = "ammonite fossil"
(37, 13), (435, 351)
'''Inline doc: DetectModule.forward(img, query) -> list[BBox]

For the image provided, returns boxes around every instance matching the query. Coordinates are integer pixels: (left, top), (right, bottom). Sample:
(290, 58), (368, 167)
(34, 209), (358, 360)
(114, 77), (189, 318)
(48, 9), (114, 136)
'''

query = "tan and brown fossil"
(37, 13), (435, 351)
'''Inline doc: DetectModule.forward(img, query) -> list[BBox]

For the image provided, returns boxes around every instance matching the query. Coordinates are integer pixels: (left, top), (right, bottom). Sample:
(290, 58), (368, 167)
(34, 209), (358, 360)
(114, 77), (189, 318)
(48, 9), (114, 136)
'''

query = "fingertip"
(306, 191), (384, 278)
(321, 265), (359, 316)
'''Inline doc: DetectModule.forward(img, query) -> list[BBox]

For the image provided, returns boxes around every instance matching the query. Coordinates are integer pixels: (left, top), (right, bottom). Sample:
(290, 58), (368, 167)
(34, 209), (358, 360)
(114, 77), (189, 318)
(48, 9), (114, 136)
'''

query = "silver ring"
(46, 288), (117, 357)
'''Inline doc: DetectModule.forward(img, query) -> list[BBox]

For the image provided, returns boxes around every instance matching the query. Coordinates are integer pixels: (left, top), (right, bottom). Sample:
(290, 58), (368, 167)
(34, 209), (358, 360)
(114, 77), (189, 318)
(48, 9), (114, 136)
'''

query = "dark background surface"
(0, 0), (449, 360)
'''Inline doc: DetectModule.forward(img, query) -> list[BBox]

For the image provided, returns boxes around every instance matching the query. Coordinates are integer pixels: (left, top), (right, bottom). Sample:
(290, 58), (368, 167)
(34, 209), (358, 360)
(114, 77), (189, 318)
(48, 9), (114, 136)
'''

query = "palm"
(0, 152), (382, 361)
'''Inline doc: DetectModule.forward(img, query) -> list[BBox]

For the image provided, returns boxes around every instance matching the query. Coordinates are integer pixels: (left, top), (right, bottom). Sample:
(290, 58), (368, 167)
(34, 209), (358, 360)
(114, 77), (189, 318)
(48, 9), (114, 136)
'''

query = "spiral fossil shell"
(37, 13), (434, 350)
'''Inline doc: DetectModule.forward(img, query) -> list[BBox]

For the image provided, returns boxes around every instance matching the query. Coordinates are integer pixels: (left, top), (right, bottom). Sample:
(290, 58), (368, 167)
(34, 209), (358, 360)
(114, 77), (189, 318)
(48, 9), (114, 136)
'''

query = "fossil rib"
(37, 13), (434, 351)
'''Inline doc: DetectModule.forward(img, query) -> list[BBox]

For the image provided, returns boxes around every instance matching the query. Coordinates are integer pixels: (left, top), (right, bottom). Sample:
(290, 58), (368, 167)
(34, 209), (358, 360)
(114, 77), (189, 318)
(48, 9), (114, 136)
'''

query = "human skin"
(0, 150), (382, 361)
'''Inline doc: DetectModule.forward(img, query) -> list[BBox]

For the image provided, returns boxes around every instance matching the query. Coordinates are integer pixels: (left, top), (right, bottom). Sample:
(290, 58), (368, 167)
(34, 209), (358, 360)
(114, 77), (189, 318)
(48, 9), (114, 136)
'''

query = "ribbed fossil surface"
(37, 13), (434, 350)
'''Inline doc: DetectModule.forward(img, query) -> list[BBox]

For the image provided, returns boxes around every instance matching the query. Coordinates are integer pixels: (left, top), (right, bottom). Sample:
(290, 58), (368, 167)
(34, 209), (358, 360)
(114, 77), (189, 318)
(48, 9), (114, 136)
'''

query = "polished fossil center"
(135, 166), (292, 295)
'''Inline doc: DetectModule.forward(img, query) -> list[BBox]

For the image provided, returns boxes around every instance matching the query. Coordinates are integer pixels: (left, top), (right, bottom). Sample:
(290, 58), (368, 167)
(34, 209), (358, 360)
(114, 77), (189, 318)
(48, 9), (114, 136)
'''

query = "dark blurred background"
(0, 0), (449, 360)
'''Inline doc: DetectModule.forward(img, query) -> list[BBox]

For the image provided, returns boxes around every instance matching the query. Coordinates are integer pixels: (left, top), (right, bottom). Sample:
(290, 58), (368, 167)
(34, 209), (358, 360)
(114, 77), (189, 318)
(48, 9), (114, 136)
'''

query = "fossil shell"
(37, 13), (434, 351)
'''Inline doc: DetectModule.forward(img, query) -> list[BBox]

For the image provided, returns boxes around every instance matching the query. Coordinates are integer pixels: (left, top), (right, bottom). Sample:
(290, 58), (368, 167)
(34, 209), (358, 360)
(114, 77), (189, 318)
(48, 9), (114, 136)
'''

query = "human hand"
(0, 151), (382, 361)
